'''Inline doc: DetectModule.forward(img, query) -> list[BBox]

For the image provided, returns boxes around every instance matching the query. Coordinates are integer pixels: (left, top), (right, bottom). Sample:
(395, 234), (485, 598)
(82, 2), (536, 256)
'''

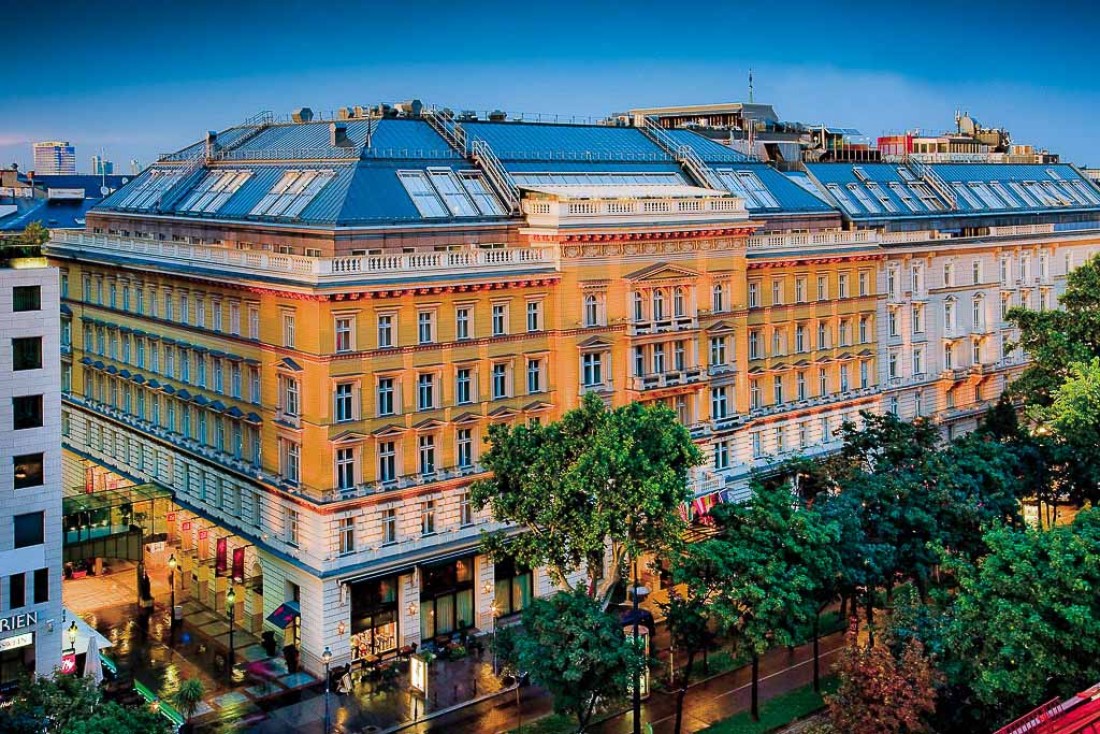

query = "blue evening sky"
(3, 0), (1097, 172)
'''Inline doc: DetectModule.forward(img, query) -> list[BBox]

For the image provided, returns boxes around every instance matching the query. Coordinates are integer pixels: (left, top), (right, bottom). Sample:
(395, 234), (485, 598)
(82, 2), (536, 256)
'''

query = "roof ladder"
(639, 116), (725, 191)
(211, 111), (276, 160)
(470, 139), (520, 214)
(154, 153), (209, 212)
(909, 158), (957, 208)
(424, 109), (469, 157)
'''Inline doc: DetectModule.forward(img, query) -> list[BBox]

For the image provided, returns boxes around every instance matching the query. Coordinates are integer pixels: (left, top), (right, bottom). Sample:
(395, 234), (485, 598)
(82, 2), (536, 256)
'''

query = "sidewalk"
(403, 629), (846, 733)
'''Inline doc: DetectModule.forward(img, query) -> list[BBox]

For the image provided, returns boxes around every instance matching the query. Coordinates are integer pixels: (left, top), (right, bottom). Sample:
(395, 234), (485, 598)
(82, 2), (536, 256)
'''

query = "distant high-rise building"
(90, 155), (113, 175)
(129, 159), (141, 176)
(32, 142), (76, 175)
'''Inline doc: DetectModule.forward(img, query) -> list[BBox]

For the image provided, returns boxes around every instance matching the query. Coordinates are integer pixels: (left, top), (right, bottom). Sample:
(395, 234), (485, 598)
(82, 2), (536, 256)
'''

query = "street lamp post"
(67, 621), (78, 652)
(167, 554), (177, 644)
(629, 560), (650, 734)
(226, 587), (236, 670)
(321, 645), (333, 734)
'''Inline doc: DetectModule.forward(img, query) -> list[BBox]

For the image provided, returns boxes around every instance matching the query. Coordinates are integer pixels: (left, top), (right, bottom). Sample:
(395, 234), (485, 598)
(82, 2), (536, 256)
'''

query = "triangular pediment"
(523, 401), (553, 413)
(371, 424), (407, 437)
(706, 320), (735, 333)
(488, 406), (519, 420)
(577, 336), (613, 349)
(332, 430), (367, 443)
(452, 411), (483, 425)
(412, 418), (445, 431)
(625, 261), (701, 282)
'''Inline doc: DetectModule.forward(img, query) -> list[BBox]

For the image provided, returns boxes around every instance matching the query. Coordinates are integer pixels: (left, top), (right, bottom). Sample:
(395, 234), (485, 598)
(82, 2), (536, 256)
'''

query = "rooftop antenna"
(748, 68), (755, 104)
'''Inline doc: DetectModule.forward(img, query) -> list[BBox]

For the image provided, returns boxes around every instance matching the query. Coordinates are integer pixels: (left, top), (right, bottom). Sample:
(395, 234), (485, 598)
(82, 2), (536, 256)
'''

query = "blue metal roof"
(464, 121), (670, 162)
(32, 174), (134, 198)
(736, 164), (835, 214)
(804, 162), (1100, 220)
(662, 129), (754, 163)
(0, 197), (98, 231)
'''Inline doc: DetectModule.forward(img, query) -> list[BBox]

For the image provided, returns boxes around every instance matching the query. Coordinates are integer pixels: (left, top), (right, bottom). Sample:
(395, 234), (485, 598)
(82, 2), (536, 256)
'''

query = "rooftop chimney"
(330, 121), (351, 147)
(205, 130), (218, 158)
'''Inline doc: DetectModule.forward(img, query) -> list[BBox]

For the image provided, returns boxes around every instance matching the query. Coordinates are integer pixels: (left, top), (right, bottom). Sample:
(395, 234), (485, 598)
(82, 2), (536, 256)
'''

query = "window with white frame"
(382, 507), (397, 544)
(377, 313), (395, 348)
(748, 281), (759, 308)
(797, 370), (807, 400)
(492, 363), (509, 398)
(583, 293), (603, 327)
(582, 353), (604, 387)
(335, 316), (355, 352)
(457, 428), (474, 469)
(673, 287), (686, 317)
(913, 304), (924, 334)
(817, 275), (828, 300)
(526, 301), (542, 332)
(773, 375), (784, 404)
(460, 491), (474, 526)
(710, 336), (727, 366)
(772, 279), (783, 306)
(418, 310), (435, 345)
(282, 312), (296, 348)
(281, 440), (301, 486)
(913, 345), (925, 375)
(749, 330), (761, 360)
(795, 277), (806, 303)
(714, 440), (730, 470)
(280, 375), (300, 417)
(417, 373), (436, 411)
(455, 306), (472, 340)
(838, 273), (849, 299)
(335, 382), (355, 422)
(418, 434), (436, 475)
(338, 516), (355, 555)
(421, 500), (436, 535)
(336, 447), (356, 490)
(492, 303), (508, 336)
(711, 386), (729, 418)
(527, 359), (543, 393)
(712, 283), (728, 312)
(377, 377), (396, 416)
(377, 441), (397, 482)
(284, 506), (300, 546)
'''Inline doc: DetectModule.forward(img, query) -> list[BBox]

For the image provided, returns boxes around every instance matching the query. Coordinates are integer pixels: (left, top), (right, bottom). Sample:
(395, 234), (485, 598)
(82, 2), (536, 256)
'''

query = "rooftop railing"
(48, 231), (558, 286)
(523, 195), (747, 228)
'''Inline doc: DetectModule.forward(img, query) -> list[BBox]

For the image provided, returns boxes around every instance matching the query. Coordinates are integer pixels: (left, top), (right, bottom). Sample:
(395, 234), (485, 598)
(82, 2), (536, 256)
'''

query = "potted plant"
(172, 678), (205, 732)
(71, 560), (88, 580)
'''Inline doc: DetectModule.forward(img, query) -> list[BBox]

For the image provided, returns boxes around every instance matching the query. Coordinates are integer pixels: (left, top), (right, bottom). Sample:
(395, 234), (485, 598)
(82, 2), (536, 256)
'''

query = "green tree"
(679, 482), (834, 721)
(0, 673), (168, 734)
(508, 589), (642, 732)
(940, 509), (1100, 721)
(1009, 254), (1100, 407)
(472, 392), (703, 598)
(1035, 358), (1100, 507)
(826, 630), (939, 734)
(171, 678), (206, 727)
(657, 582), (713, 734)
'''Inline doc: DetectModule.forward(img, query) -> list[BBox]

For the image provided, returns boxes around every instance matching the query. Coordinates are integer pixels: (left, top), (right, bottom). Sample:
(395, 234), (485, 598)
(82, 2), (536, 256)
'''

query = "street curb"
(377, 683), (521, 733)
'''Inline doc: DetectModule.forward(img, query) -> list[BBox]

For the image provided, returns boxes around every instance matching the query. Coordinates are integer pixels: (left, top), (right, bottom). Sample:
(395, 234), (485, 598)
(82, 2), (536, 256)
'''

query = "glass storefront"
(350, 577), (398, 659)
(0, 636), (35, 695)
(420, 556), (474, 641)
(494, 556), (533, 618)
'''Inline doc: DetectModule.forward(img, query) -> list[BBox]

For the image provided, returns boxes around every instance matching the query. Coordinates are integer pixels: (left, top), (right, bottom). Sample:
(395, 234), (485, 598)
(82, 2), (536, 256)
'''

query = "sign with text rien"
(0, 633), (32, 652)
(0, 612), (37, 633)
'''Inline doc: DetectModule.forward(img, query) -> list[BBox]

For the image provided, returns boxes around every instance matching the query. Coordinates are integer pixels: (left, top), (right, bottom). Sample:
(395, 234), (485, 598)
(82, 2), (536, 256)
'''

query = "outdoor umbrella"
(84, 635), (103, 686)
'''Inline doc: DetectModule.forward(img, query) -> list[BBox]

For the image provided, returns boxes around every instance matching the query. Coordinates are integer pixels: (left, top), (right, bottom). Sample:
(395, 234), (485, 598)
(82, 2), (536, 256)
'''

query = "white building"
(0, 254), (63, 686)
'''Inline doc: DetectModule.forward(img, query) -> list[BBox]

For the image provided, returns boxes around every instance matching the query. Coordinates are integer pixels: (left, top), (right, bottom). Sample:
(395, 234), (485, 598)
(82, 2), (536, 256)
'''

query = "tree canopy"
(507, 588), (643, 732)
(0, 673), (168, 734)
(472, 392), (703, 595)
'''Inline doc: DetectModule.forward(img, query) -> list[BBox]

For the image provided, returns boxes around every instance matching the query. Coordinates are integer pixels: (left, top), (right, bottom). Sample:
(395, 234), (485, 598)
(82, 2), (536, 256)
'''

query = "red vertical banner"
(215, 537), (228, 576)
(232, 547), (245, 583)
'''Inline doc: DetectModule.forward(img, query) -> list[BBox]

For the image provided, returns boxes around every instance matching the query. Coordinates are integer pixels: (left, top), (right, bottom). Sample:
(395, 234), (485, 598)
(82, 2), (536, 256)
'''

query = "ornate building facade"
(46, 109), (1100, 672)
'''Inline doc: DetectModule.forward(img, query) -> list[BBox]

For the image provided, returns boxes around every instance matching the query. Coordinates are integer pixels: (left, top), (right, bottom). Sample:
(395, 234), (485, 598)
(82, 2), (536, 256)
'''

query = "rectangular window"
(457, 428), (473, 469)
(336, 447), (356, 490)
(382, 507), (397, 544)
(335, 317), (354, 353)
(13, 286), (40, 312)
(339, 516), (356, 555)
(417, 373), (435, 410)
(13, 453), (43, 489)
(421, 500), (436, 535)
(526, 301), (542, 332)
(12, 337), (42, 370)
(9, 574), (25, 609)
(838, 273), (849, 299)
(33, 567), (49, 604)
(582, 353), (603, 387)
(13, 511), (44, 547)
(418, 435), (436, 475)
(418, 311), (435, 345)
(281, 376), (300, 417)
(748, 281), (759, 308)
(492, 303), (508, 336)
(455, 307), (472, 340)
(711, 386), (728, 419)
(714, 440), (730, 470)
(285, 507), (300, 546)
(376, 377), (396, 416)
(817, 275), (828, 300)
(248, 305), (260, 340)
(377, 314), (395, 348)
(282, 313), (296, 348)
(13, 395), (42, 430)
(527, 359), (542, 393)
(492, 364), (508, 398)
(456, 368), (473, 405)
(460, 491), (474, 526)
(378, 441), (396, 482)
(335, 383), (355, 422)
(710, 336), (727, 366)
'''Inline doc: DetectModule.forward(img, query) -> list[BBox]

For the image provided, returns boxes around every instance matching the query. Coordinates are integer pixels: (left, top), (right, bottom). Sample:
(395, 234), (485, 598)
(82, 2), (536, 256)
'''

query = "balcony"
(629, 316), (698, 336)
(48, 231), (558, 287)
(707, 363), (736, 377)
(630, 368), (704, 391)
(522, 193), (747, 229)
(746, 229), (952, 251)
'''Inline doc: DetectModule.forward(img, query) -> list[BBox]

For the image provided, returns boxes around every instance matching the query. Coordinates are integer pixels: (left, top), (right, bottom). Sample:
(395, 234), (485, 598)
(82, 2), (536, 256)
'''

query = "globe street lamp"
(321, 645), (333, 734)
(167, 554), (177, 640)
(226, 587), (236, 670)
(67, 621), (78, 652)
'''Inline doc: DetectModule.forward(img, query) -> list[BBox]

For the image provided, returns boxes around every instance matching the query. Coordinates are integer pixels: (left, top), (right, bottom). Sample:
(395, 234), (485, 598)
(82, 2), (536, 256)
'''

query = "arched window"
(712, 283), (725, 312)
(673, 287), (685, 317)
(633, 292), (644, 322)
(652, 289), (665, 320)
(584, 294), (599, 327)
(972, 294), (984, 329)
